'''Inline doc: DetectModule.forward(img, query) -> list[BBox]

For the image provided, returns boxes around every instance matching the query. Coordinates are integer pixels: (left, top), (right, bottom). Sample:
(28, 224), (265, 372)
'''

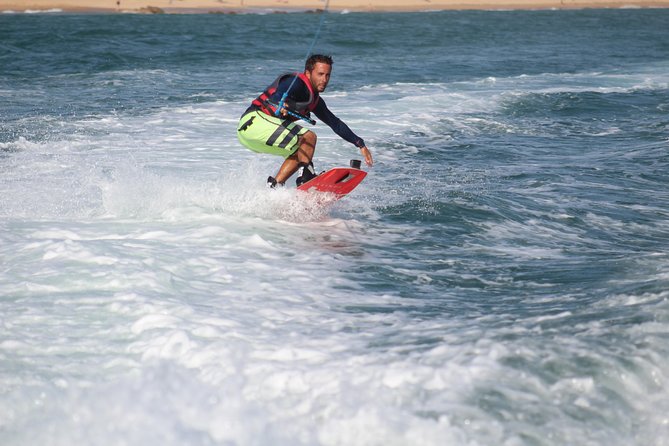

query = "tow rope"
(274, 0), (330, 123)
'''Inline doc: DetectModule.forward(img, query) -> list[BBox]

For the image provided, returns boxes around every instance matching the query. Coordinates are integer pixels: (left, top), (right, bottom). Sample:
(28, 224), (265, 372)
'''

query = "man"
(237, 54), (373, 187)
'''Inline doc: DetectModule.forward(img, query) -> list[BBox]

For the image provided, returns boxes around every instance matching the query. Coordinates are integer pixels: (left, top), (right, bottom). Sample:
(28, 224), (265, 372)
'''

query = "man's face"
(305, 62), (332, 93)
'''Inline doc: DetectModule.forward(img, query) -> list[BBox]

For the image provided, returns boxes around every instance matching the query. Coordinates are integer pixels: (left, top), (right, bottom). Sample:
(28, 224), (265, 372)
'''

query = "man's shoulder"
(313, 96), (328, 112)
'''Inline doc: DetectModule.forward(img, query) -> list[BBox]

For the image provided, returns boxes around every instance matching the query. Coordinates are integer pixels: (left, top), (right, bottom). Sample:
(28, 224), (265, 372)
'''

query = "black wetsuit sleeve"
(312, 98), (366, 148)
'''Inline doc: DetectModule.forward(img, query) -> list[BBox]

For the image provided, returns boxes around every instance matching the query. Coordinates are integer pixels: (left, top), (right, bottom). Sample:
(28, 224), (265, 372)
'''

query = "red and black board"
(297, 167), (367, 200)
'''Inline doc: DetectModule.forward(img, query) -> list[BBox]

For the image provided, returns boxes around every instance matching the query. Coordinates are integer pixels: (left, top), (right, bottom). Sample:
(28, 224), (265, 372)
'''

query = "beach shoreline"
(3, 0), (669, 14)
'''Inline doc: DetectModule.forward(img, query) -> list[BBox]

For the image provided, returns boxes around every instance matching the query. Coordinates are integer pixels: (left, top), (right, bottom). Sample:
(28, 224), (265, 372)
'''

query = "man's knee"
(301, 131), (317, 147)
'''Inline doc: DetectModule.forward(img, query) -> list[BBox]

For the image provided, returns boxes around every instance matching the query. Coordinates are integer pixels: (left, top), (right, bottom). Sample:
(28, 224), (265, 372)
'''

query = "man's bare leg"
(274, 131), (317, 184)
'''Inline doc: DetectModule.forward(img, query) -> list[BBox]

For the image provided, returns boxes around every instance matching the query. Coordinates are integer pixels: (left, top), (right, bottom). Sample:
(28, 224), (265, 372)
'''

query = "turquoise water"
(1, 9), (669, 445)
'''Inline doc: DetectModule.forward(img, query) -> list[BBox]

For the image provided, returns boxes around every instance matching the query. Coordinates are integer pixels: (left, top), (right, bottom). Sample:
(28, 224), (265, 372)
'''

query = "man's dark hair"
(305, 54), (333, 72)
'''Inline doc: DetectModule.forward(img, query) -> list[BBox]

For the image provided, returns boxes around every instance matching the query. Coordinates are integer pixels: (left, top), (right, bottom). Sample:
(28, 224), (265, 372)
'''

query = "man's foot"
(267, 176), (284, 188)
(296, 162), (317, 186)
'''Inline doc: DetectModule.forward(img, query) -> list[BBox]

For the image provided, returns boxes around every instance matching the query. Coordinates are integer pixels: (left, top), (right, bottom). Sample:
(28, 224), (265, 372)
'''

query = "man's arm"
(312, 98), (373, 166)
(312, 98), (364, 148)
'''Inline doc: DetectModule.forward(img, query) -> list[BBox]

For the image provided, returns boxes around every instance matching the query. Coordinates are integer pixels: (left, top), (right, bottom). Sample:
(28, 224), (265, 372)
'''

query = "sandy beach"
(2, 0), (669, 13)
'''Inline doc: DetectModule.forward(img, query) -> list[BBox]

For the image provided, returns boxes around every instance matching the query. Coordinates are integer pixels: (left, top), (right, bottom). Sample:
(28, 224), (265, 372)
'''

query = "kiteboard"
(297, 166), (367, 200)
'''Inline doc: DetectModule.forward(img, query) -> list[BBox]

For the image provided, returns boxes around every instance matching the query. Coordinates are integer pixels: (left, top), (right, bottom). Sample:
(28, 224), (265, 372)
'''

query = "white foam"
(23, 8), (63, 13)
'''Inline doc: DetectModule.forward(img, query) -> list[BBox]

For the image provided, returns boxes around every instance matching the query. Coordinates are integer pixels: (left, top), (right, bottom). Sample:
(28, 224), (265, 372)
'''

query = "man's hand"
(360, 146), (373, 167)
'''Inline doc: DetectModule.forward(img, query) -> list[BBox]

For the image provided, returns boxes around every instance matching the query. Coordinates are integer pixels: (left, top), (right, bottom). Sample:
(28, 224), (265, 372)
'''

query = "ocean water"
(1, 8), (669, 445)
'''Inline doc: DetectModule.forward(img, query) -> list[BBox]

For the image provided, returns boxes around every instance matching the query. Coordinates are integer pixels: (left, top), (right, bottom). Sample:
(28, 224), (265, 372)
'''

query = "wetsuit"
(244, 74), (366, 149)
